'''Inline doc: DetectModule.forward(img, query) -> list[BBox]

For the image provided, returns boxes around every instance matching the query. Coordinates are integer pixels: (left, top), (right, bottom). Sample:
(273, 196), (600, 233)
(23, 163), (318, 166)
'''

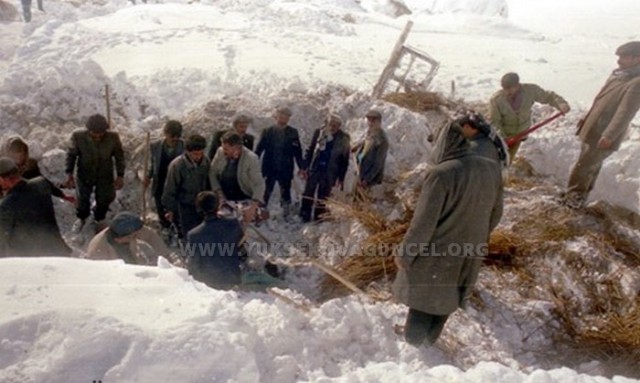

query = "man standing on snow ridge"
(352, 109), (389, 190)
(562, 41), (640, 209)
(255, 106), (305, 218)
(489, 72), (570, 162)
(63, 114), (125, 233)
(392, 123), (503, 347)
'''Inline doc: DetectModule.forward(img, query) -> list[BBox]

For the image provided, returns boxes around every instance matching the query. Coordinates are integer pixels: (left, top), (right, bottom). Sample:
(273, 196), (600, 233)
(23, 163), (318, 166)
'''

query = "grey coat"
(577, 65), (640, 150)
(209, 147), (265, 203)
(161, 154), (211, 213)
(393, 124), (503, 315)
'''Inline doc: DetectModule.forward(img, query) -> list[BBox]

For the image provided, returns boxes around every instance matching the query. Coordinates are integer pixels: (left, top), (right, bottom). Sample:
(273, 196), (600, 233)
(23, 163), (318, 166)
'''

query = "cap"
(109, 212), (143, 238)
(276, 107), (292, 116)
(501, 72), (520, 88)
(233, 113), (253, 125)
(0, 157), (18, 176)
(615, 41), (640, 57)
(327, 113), (343, 126)
(365, 109), (382, 119)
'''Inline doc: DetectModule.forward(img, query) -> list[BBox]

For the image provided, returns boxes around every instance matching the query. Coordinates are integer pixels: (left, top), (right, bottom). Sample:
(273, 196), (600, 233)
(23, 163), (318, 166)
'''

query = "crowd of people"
(1, 40), (639, 347)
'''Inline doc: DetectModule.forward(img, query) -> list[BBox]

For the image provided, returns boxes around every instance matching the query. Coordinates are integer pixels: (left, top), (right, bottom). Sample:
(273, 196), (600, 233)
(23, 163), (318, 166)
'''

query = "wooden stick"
(105, 84), (112, 129)
(308, 258), (366, 296)
(267, 288), (312, 312)
(141, 131), (151, 223)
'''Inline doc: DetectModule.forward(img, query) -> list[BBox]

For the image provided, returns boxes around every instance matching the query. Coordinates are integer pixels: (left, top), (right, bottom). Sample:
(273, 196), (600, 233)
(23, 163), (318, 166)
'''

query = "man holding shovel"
(489, 72), (570, 162)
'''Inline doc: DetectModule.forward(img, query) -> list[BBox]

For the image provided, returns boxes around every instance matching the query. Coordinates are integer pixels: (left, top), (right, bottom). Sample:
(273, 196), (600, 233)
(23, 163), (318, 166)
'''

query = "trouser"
(566, 142), (614, 200)
(153, 191), (171, 229)
(177, 203), (201, 239)
(264, 174), (292, 206)
(76, 179), (115, 221)
(21, 0), (31, 22)
(404, 308), (449, 346)
(507, 141), (520, 163)
(300, 171), (333, 222)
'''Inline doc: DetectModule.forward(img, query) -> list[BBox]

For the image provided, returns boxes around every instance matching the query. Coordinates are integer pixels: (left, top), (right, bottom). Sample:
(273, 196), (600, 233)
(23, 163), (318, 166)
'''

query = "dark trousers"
(567, 142), (614, 200)
(153, 191), (171, 229)
(404, 308), (449, 346)
(264, 174), (292, 205)
(76, 179), (115, 221)
(300, 171), (333, 222)
(21, 0), (31, 21)
(178, 203), (201, 239)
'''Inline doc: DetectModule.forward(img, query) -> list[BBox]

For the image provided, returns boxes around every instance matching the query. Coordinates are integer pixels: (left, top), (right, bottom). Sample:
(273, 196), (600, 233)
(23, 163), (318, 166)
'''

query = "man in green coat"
(562, 41), (640, 209)
(489, 72), (570, 161)
(63, 114), (125, 232)
(393, 122), (503, 347)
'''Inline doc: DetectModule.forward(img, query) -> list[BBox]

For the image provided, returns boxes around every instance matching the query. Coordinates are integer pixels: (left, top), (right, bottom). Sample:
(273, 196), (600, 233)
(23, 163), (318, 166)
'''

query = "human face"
(89, 130), (106, 141)
(328, 120), (341, 135)
(234, 122), (249, 136)
(275, 112), (290, 127)
(8, 151), (27, 167)
(503, 84), (521, 98)
(617, 54), (640, 70)
(164, 133), (181, 147)
(366, 116), (380, 129)
(222, 143), (242, 160)
(461, 124), (477, 139)
(187, 149), (205, 163)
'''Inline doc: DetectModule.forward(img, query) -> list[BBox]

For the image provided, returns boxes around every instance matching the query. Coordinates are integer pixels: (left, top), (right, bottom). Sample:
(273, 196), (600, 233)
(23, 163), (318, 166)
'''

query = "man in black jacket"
(0, 157), (71, 257)
(206, 113), (255, 160)
(255, 107), (305, 217)
(144, 120), (185, 230)
(299, 114), (350, 222)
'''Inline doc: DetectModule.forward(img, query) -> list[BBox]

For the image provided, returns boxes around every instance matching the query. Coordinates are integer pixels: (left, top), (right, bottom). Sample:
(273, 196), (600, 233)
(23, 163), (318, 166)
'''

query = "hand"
(558, 103), (571, 114)
(164, 211), (174, 222)
(597, 137), (613, 150)
(62, 174), (75, 189)
(242, 202), (258, 224)
(142, 176), (151, 188)
(62, 194), (76, 205)
(114, 177), (124, 190)
(298, 169), (308, 180)
(334, 180), (343, 190)
(358, 180), (368, 189)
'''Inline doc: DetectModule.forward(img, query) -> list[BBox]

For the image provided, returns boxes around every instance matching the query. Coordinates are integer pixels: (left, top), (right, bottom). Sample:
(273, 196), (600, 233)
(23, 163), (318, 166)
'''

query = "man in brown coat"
(562, 41), (640, 208)
(393, 122), (503, 347)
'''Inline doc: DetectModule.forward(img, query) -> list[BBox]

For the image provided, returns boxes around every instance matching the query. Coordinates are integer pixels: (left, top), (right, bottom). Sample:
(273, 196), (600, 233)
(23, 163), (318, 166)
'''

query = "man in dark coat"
(562, 41), (640, 208)
(0, 157), (71, 257)
(161, 134), (211, 239)
(63, 114), (125, 232)
(206, 113), (255, 160)
(299, 114), (350, 222)
(457, 111), (509, 167)
(144, 120), (185, 229)
(393, 122), (504, 347)
(255, 107), (305, 216)
(186, 191), (245, 290)
(353, 109), (389, 189)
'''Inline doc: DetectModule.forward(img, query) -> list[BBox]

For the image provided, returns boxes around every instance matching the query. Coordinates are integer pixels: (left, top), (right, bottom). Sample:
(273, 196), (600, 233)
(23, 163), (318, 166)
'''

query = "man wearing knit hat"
(0, 157), (71, 257)
(562, 41), (640, 209)
(86, 211), (172, 265)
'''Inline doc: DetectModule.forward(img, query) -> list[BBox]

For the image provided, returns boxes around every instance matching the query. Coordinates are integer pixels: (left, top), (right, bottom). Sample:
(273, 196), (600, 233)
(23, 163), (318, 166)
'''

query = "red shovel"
(505, 112), (564, 148)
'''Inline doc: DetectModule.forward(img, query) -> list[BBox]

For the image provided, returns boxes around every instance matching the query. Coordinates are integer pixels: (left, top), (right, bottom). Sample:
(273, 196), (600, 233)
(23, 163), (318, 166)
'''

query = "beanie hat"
(616, 41), (640, 57)
(365, 109), (382, 119)
(109, 212), (143, 238)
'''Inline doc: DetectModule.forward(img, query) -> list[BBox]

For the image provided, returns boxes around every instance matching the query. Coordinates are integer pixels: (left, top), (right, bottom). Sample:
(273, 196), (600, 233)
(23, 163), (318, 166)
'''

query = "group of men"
(1, 40), (639, 345)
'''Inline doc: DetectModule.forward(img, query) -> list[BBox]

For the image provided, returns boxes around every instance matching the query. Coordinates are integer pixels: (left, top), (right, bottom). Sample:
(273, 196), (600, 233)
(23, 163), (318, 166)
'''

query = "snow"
(1, 0), (640, 381)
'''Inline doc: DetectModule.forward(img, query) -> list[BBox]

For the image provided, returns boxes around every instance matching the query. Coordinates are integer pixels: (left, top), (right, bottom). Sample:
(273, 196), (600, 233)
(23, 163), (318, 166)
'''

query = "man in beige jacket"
(489, 73), (570, 161)
(87, 211), (172, 265)
(562, 41), (640, 208)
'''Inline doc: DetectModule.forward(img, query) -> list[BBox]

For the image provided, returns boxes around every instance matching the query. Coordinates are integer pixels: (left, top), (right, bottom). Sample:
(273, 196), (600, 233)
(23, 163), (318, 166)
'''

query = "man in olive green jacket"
(63, 114), (125, 232)
(393, 122), (503, 347)
(489, 73), (570, 161)
(562, 41), (640, 208)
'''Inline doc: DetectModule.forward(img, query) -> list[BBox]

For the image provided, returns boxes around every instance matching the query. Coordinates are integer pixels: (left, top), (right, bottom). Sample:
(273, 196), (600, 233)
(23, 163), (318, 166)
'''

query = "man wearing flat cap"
(562, 41), (640, 208)
(207, 113), (256, 160)
(86, 211), (172, 265)
(353, 109), (389, 190)
(0, 157), (71, 257)
(255, 106), (305, 218)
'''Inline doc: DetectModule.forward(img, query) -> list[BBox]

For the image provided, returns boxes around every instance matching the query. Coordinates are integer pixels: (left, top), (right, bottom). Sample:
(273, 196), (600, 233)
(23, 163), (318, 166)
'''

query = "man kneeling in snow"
(86, 211), (172, 265)
(393, 121), (504, 347)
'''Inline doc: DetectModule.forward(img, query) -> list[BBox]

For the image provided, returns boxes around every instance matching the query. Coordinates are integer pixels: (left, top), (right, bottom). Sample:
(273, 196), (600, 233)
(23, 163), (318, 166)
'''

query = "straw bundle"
(382, 91), (448, 113)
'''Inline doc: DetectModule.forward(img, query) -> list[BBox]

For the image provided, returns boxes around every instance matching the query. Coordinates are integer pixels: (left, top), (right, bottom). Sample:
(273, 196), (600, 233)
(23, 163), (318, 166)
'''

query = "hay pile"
(382, 91), (450, 113)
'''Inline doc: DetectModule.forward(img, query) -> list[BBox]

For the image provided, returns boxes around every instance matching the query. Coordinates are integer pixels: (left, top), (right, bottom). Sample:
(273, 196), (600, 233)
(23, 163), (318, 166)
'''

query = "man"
(161, 134), (210, 239)
(20, 0), (43, 23)
(562, 41), (640, 209)
(299, 114), (350, 222)
(209, 131), (265, 223)
(489, 72), (570, 161)
(86, 211), (172, 265)
(144, 120), (185, 230)
(186, 191), (245, 290)
(0, 157), (71, 257)
(353, 109), (389, 189)
(458, 112), (509, 167)
(393, 122), (503, 347)
(255, 106), (305, 216)
(63, 114), (125, 232)
(206, 113), (255, 160)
